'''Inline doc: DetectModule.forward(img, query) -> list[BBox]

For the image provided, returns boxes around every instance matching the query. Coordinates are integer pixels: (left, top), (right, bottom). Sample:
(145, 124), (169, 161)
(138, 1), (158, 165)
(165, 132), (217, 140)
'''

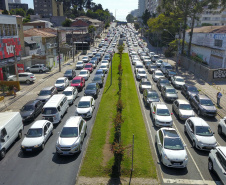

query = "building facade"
(148, 0), (161, 16)
(0, 0), (9, 11)
(8, 3), (28, 11)
(138, 0), (146, 17)
(130, 9), (139, 18)
(33, 0), (63, 18)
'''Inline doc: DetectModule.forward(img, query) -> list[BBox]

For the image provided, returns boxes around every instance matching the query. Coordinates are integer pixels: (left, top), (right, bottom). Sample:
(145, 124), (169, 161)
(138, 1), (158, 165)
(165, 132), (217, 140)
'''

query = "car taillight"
(30, 76), (34, 78)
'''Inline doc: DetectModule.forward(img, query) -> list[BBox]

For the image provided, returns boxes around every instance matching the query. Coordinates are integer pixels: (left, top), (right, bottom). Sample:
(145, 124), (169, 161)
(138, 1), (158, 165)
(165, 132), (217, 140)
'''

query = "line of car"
(126, 23), (226, 184)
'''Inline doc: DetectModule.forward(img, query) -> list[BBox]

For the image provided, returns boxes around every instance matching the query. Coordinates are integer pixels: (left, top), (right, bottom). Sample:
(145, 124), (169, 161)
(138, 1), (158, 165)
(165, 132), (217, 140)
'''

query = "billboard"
(0, 38), (22, 59)
(17, 64), (24, 73)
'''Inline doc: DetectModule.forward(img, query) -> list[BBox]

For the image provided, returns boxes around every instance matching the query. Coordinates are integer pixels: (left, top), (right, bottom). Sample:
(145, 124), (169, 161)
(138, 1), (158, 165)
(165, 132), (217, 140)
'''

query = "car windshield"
(96, 71), (103, 75)
(63, 91), (72, 96)
(100, 66), (106, 69)
(148, 93), (159, 99)
(42, 108), (57, 114)
(165, 66), (172, 70)
(151, 66), (157, 69)
(83, 57), (88, 59)
(196, 126), (213, 136)
(72, 79), (81, 84)
(56, 80), (64, 84)
(138, 71), (146, 74)
(141, 81), (151, 85)
(39, 90), (51, 96)
(21, 105), (34, 111)
(78, 101), (90, 108)
(90, 61), (95, 65)
(65, 71), (72, 74)
(85, 65), (92, 68)
(93, 77), (101, 81)
(77, 62), (83, 65)
(166, 89), (176, 94)
(160, 79), (169, 84)
(164, 138), (184, 150)
(156, 72), (163, 76)
(26, 128), (42, 137)
(169, 71), (177, 75)
(79, 71), (87, 75)
(86, 85), (96, 90)
(176, 78), (184, 82)
(188, 86), (198, 92)
(157, 109), (170, 116)
(179, 104), (192, 110)
(102, 61), (108, 63)
(60, 127), (78, 138)
(200, 99), (214, 106)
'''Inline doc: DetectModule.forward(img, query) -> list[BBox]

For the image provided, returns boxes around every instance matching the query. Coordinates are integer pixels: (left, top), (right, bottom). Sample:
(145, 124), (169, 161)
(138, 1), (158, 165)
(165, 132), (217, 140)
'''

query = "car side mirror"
(1, 138), (5, 142)
(153, 112), (155, 114)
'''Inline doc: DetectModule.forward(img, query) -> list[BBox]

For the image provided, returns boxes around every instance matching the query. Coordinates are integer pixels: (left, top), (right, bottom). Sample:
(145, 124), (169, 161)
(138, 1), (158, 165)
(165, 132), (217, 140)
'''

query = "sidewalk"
(142, 36), (226, 119)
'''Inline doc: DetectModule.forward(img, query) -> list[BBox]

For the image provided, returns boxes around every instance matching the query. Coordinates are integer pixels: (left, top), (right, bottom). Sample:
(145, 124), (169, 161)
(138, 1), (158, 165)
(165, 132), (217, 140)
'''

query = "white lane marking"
(163, 178), (222, 185)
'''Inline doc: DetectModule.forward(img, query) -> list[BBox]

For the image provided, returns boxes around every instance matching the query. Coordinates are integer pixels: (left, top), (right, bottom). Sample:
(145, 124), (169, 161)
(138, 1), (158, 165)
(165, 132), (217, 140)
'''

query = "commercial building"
(138, 0), (146, 17)
(185, 26), (226, 69)
(0, 0), (9, 11)
(8, 3), (28, 11)
(33, 0), (63, 18)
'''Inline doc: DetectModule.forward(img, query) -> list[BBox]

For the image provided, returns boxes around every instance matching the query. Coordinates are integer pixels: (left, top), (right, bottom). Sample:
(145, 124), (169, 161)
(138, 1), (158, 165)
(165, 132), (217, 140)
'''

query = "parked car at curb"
(56, 116), (87, 155)
(184, 117), (217, 151)
(155, 127), (188, 168)
(7, 72), (36, 84)
(26, 64), (47, 73)
(208, 146), (226, 185)
(172, 99), (195, 120)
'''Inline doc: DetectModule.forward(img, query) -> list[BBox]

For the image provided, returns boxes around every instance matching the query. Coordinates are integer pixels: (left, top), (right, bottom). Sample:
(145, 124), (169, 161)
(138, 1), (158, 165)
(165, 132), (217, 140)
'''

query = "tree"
(142, 9), (151, 25)
(2, 10), (8, 15)
(88, 25), (96, 33)
(62, 19), (72, 27)
(126, 14), (134, 23)
(10, 8), (26, 17)
(134, 22), (140, 30)
(26, 8), (34, 16)
(23, 15), (30, 23)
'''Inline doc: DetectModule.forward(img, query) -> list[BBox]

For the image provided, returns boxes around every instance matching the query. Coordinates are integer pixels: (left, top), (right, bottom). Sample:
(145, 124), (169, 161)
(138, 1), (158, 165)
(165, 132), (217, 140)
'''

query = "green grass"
(79, 53), (157, 179)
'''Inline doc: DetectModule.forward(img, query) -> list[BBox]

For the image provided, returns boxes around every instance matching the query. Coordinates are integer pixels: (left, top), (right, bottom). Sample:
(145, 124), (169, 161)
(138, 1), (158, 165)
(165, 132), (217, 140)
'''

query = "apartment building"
(138, 0), (146, 17)
(0, 0), (9, 11)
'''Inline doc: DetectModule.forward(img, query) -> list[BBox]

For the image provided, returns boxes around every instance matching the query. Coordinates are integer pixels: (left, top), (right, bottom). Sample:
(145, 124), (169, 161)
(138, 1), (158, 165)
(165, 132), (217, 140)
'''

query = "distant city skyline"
(21, 0), (138, 21)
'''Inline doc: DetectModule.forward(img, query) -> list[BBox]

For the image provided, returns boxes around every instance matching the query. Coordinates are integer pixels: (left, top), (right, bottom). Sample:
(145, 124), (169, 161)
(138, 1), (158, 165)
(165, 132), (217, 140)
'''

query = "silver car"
(56, 116), (87, 155)
(172, 99), (195, 120)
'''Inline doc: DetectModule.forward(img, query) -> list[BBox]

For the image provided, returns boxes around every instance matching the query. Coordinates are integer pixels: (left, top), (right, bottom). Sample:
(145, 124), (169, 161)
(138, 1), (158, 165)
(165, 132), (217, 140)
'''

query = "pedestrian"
(217, 91), (222, 106)
(13, 86), (17, 97)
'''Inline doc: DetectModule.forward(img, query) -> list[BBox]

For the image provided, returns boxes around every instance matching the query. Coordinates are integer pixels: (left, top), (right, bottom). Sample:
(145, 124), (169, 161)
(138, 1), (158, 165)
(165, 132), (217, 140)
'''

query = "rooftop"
(187, 26), (226, 33)
(24, 28), (56, 38)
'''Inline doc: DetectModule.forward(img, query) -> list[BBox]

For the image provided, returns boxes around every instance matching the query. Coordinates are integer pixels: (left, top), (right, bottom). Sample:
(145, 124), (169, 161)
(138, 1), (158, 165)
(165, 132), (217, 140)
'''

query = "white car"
(62, 86), (78, 105)
(172, 99), (195, 120)
(184, 117), (217, 151)
(132, 59), (141, 65)
(152, 70), (164, 82)
(55, 77), (69, 91)
(82, 56), (89, 63)
(99, 64), (109, 73)
(100, 60), (109, 66)
(21, 120), (53, 152)
(56, 116), (87, 155)
(136, 68), (147, 80)
(155, 127), (188, 168)
(26, 64), (47, 73)
(78, 70), (90, 81)
(151, 55), (160, 62)
(218, 117), (226, 136)
(150, 102), (173, 127)
(76, 61), (84, 69)
(7, 72), (36, 84)
(75, 96), (95, 119)
(208, 146), (226, 185)
(171, 76), (185, 89)
(149, 52), (156, 58)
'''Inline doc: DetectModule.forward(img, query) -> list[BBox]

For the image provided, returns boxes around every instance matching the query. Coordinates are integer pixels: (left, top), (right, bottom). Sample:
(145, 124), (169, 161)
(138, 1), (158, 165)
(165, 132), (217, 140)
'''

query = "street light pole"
(57, 29), (61, 72)
(14, 46), (19, 81)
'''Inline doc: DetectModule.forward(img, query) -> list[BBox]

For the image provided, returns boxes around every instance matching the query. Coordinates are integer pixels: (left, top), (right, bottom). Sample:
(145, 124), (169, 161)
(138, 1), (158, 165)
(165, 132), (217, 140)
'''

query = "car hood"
(37, 95), (51, 100)
(179, 109), (195, 116)
(66, 95), (74, 101)
(166, 93), (178, 98)
(20, 111), (33, 118)
(22, 136), (44, 147)
(58, 137), (78, 146)
(79, 74), (88, 77)
(141, 85), (152, 89)
(164, 148), (187, 161)
(175, 81), (185, 86)
(76, 64), (83, 67)
(76, 107), (91, 114)
(156, 115), (172, 122)
(201, 105), (217, 112)
(155, 75), (163, 79)
(148, 98), (160, 103)
(196, 135), (216, 145)
(55, 83), (65, 87)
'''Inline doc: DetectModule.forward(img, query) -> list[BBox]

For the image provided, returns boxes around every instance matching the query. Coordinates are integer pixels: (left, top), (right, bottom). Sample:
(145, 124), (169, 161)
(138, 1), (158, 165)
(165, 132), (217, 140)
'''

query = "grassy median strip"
(80, 53), (157, 178)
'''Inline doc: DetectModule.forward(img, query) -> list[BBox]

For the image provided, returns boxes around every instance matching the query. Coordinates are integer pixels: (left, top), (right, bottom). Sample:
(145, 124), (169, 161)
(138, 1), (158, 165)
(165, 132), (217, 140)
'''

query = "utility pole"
(57, 29), (61, 72)
(176, 24), (182, 71)
(72, 30), (75, 63)
(14, 46), (19, 81)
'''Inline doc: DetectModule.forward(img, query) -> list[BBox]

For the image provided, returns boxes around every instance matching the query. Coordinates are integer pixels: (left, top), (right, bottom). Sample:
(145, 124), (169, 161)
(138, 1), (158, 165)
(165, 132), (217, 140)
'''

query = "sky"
(21, 0), (138, 21)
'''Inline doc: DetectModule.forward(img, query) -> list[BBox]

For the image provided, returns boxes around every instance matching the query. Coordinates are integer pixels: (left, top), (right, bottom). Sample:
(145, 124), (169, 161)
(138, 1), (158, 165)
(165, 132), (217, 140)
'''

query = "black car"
(157, 77), (170, 91)
(84, 83), (100, 99)
(148, 64), (157, 74)
(165, 69), (177, 80)
(64, 69), (76, 80)
(20, 100), (43, 122)
(95, 69), (105, 77)
(143, 89), (160, 107)
(92, 75), (104, 88)
(36, 86), (58, 103)
(181, 84), (199, 100)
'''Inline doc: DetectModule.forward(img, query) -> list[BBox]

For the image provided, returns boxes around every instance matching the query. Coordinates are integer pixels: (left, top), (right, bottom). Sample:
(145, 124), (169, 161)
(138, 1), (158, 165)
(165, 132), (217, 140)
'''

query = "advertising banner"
(0, 38), (22, 59)
(17, 64), (24, 73)
(0, 68), (3, 81)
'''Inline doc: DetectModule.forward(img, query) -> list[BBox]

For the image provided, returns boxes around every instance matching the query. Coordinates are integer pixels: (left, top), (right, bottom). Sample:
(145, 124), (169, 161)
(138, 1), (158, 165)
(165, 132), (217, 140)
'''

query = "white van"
(42, 94), (69, 124)
(0, 112), (23, 159)
(134, 61), (144, 74)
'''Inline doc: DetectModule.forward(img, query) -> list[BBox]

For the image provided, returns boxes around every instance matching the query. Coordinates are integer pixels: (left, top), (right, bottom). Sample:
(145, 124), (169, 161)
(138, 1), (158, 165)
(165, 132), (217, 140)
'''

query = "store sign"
(17, 64), (24, 73)
(0, 38), (21, 59)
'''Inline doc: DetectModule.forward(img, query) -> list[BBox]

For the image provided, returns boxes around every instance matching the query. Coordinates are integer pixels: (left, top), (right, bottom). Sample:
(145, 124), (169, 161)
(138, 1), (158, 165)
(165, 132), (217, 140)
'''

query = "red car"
(71, 76), (85, 91)
(84, 63), (93, 73)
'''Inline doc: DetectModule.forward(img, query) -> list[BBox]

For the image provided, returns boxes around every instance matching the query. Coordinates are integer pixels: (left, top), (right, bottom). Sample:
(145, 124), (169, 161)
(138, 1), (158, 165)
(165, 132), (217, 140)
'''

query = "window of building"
(214, 39), (223, 47)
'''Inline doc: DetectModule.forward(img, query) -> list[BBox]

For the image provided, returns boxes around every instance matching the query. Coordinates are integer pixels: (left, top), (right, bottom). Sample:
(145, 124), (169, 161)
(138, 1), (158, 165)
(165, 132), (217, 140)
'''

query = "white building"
(130, 9), (139, 18)
(138, 0), (146, 17)
(185, 26), (226, 68)
(147, 0), (161, 16)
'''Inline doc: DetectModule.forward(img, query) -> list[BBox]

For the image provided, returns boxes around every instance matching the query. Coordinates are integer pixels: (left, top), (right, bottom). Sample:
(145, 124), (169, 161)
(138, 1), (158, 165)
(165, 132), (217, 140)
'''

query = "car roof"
(30, 120), (48, 128)
(198, 94), (210, 100)
(19, 72), (33, 75)
(156, 103), (168, 109)
(161, 128), (179, 138)
(41, 86), (54, 91)
(57, 77), (67, 80)
(65, 69), (73, 72)
(138, 68), (145, 71)
(77, 61), (83, 63)
(174, 76), (184, 79)
(73, 76), (82, 80)
(165, 85), (174, 89)
(146, 89), (157, 93)
(176, 99), (189, 104)
(64, 86), (75, 91)
(189, 117), (208, 126)
(64, 116), (81, 127)
(96, 69), (104, 72)
(141, 78), (149, 82)
(216, 146), (226, 159)
(24, 100), (40, 106)
(80, 96), (93, 101)
(87, 83), (97, 86)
